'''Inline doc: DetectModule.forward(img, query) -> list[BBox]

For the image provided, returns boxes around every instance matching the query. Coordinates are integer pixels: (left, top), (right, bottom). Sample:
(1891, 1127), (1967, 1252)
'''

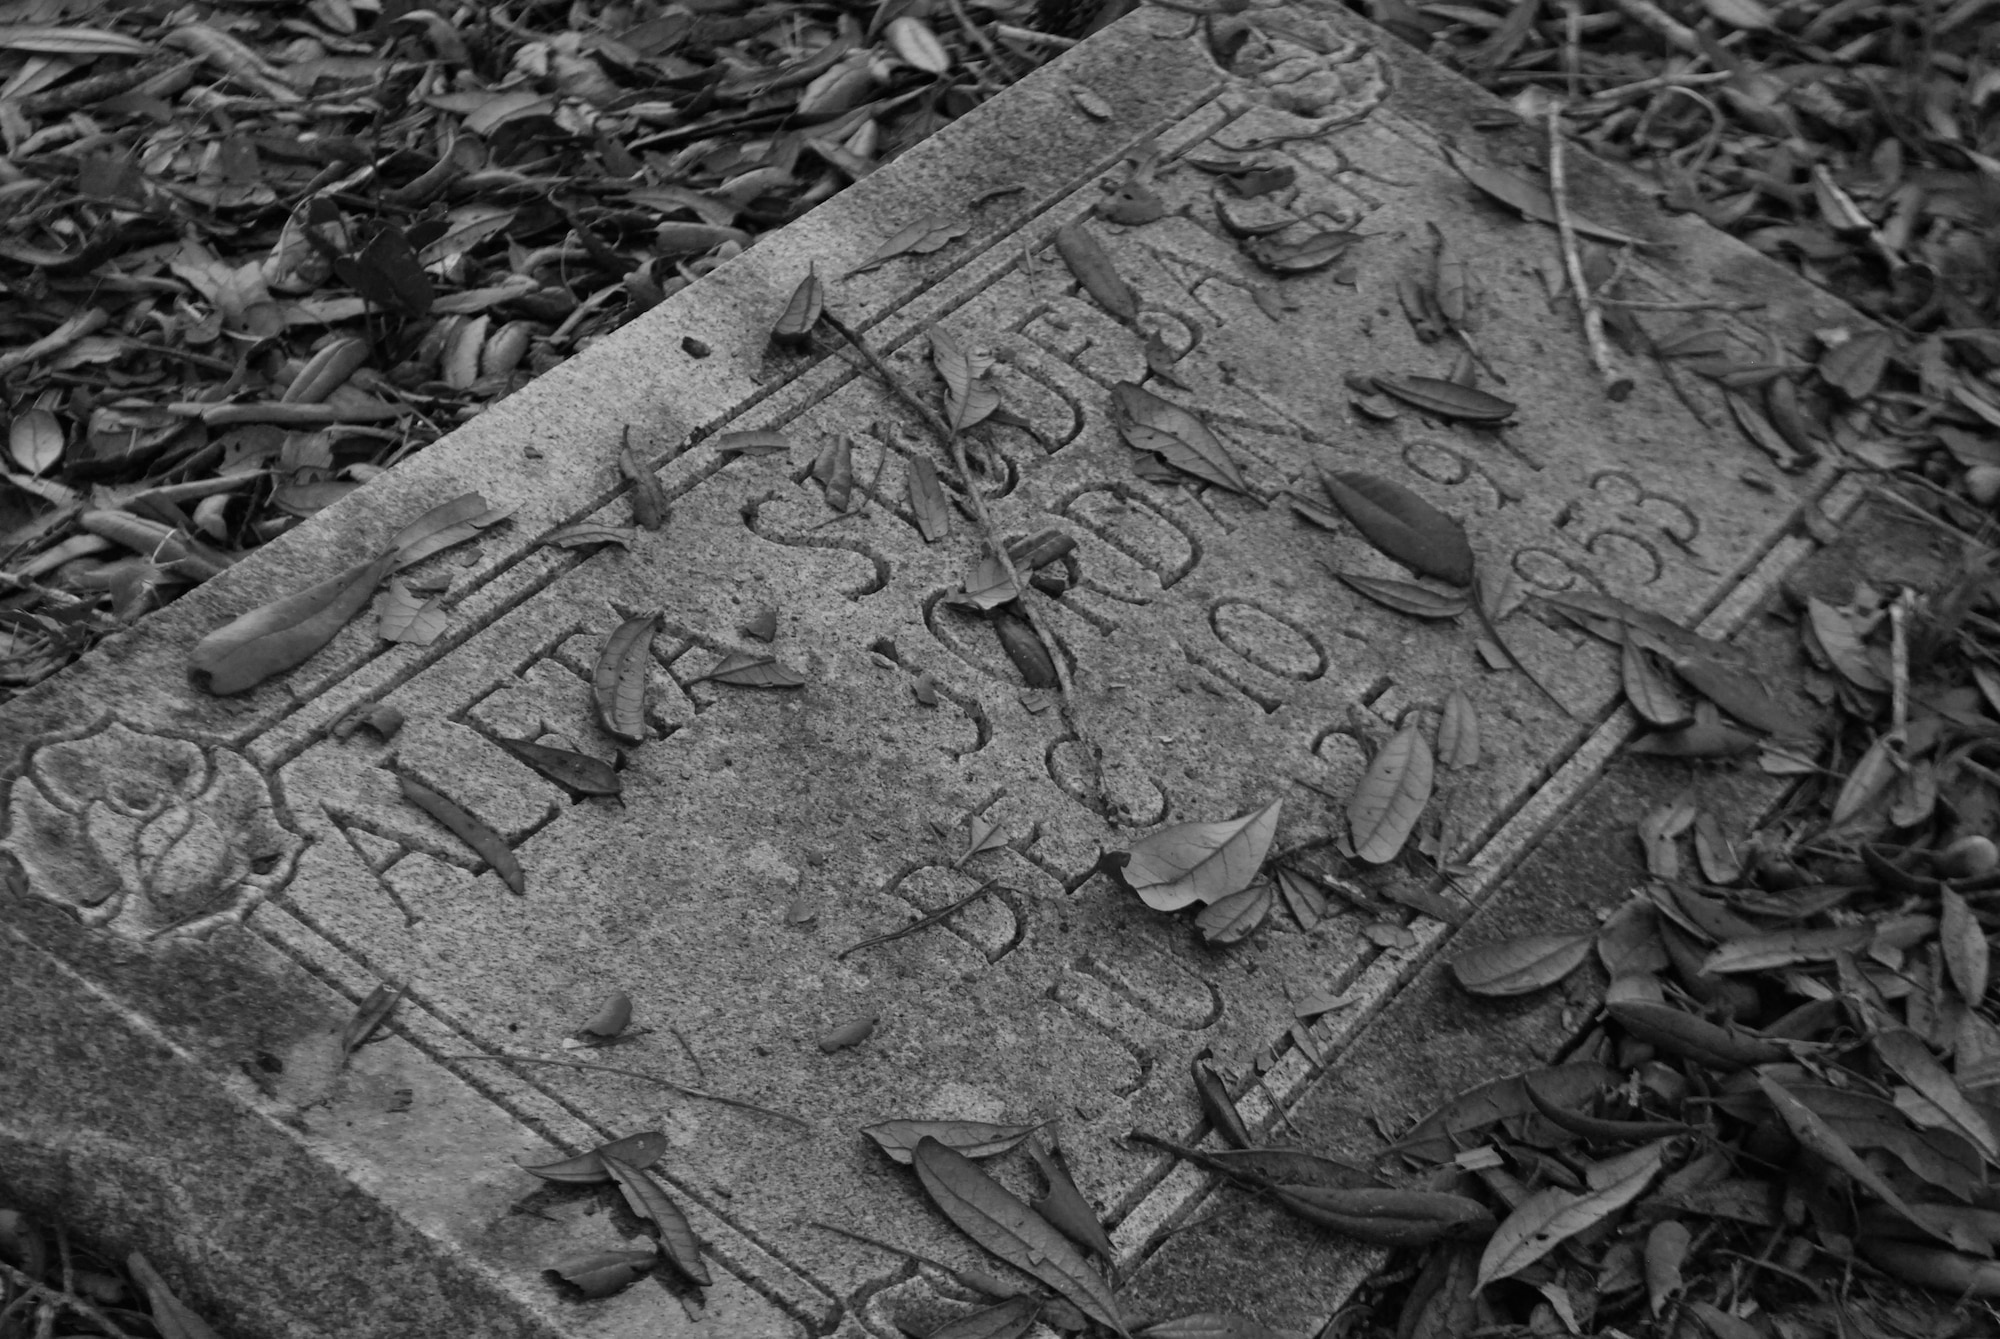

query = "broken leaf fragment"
(1195, 881), (1274, 944)
(907, 457), (951, 542)
(593, 611), (661, 743)
(400, 774), (525, 894)
(847, 212), (968, 276)
(189, 550), (397, 695)
(1122, 799), (1282, 912)
(1029, 1141), (1116, 1261)
(928, 1296), (1041, 1339)
(340, 980), (405, 1059)
(578, 991), (632, 1040)
(617, 429), (669, 531)
(390, 491), (511, 568)
(550, 1248), (657, 1300)
(863, 1118), (1042, 1164)
(1445, 147), (1652, 247)
(1436, 689), (1480, 769)
(910, 1137), (1128, 1336)
(1317, 470), (1474, 587)
(1325, 568), (1469, 621)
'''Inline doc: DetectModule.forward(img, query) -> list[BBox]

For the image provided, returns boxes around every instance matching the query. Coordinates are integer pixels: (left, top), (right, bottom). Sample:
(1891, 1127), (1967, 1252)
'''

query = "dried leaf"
(1195, 881), (1274, 944)
(717, 430), (793, 458)
(551, 1248), (657, 1299)
(491, 735), (622, 797)
(820, 1013), (878, 1051)
(1700, 926), (1872, 974)
(601, 1152), (711, 1287)
(847, 212), (968, 275)
(519, 1131), (672, 1183)
(1318, 471), (1474, 587)
(593, 612), (660, 743)
(1832, 734), (1898, 826)
(1428, 222), (1474, 330)
(1390, 1063), (1615, 1162)
(1138, 1313), (1289, 1339)
(910, 1138), (1127, 1336)
(1122, 799), (1283, 911)
(931, 330), (1001, 432)
(1807, 598), (1889, 693)
(1607, 1000), (1782, 1069)
(1622, 635), (1691, 728)
(773, 268), (824, 348)
(1276, 866), (1327, 933)
(1030, 1142), (1115, 1260)
(1111, 383), (1253, 497)
(1273, 1186), (1494, 1246)
(907, 457), (951, 542)
(340, 980), (404, 1058)
(885, 15), (952, 74)
(376, 579), (448, 646)
(1445, 148), (1651, 246)
(1941, 888), (1991, 1006)
(1348, 725), (1433, 865)
(544, 522), (636, 550)
(1327, 568), (1470, 620)
(1244, 228), (1360, 274)
(1757, 1074), (1945, 1239)
(190, 551), (397, 695)
(1627, 719), (1758, 758)
(9, 407), (63, 475)
(1371, 375), (1516, 425)
(1437, 689), (1479, 769)
(814, 434), (857, 510)
(1191, 1054), (1252, 1148)
(126, 1251), (222, 1339)
(1644, 1221), (1691, 1315)
(400, 774), (525, 894)
(581, 991), (632, 1038)
(1874, 1028), (2000, 1163)
(1054, 220), (1138, 324)
(863, 1119), (1042, 1164)
(1819, 329), (1893, 400)
(702, 650), (807, 686)
(1475, 1142), (1665, 1290)
(1452, 932), (1593, 996)
(929, 1296), (1042, 1339)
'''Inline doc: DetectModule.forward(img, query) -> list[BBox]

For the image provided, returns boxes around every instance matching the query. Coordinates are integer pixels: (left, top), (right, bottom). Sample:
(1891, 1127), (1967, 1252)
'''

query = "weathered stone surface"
(0, 5), (1878, 1337)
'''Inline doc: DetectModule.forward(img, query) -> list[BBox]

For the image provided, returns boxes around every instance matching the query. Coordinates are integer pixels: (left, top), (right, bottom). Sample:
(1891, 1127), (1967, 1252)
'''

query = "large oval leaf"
(910, 1137), (1127, 1336)
(601, 1152), (711, 1287)
(189, 550), (396, 695)
(1475, 1142), (1665, 1289)
(1122, 799), (1283, 911)
(1318, 469), (1474, 587)
(1347, 726), (1433, 865)
(593, 611), (660, 743)
(1451, 932), (1593, 996)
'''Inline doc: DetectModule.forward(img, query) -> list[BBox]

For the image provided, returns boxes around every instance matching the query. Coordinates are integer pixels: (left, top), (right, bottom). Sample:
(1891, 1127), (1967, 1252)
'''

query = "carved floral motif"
(2, 723), (302, 939)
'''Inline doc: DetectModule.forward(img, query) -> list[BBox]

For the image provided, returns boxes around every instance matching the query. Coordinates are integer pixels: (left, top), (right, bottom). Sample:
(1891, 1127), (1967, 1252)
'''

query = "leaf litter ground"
(6, 0), (2000, 1335)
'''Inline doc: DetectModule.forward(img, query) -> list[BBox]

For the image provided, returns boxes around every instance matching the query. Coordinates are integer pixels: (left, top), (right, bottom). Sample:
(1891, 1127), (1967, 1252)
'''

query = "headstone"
(0, 6), (1869, 1336)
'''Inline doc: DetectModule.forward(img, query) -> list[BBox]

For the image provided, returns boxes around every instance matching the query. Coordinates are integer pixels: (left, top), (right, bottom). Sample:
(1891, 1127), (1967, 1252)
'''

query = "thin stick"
(822, 311), (1078, 703)
(1599, 298), (1764, 313)
(1889, 588), (1912, 742)
(837, 878), (999, 960)
(0, 308), (109, 381)
(991, 22), (1077, 47)
(444, 1052), (809, 1128)
(0, 1261), (138, 1339)
(1546, 105), (1632, 400)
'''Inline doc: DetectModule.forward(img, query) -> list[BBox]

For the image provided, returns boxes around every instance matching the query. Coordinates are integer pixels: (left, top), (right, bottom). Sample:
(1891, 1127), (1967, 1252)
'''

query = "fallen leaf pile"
(0, 0), (1082, 689)
(0, 1204), (226, 1339)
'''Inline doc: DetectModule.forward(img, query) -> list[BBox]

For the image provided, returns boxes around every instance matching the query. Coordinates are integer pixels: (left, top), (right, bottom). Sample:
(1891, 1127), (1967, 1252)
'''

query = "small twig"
(1546, 105), (1632, 400)
(1598, 297), (1764, 313)
(0, 308), (109, 381)
(0, 1261), (137, 1339)
(1889, 588), (1912, 742)
(444, 1052), (809, 1128)
(1605, 0), (1702, 55)
(1583, 68), (1729, 106)
(837, 878), (999, 960)
(991, 22), (1076, 48)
